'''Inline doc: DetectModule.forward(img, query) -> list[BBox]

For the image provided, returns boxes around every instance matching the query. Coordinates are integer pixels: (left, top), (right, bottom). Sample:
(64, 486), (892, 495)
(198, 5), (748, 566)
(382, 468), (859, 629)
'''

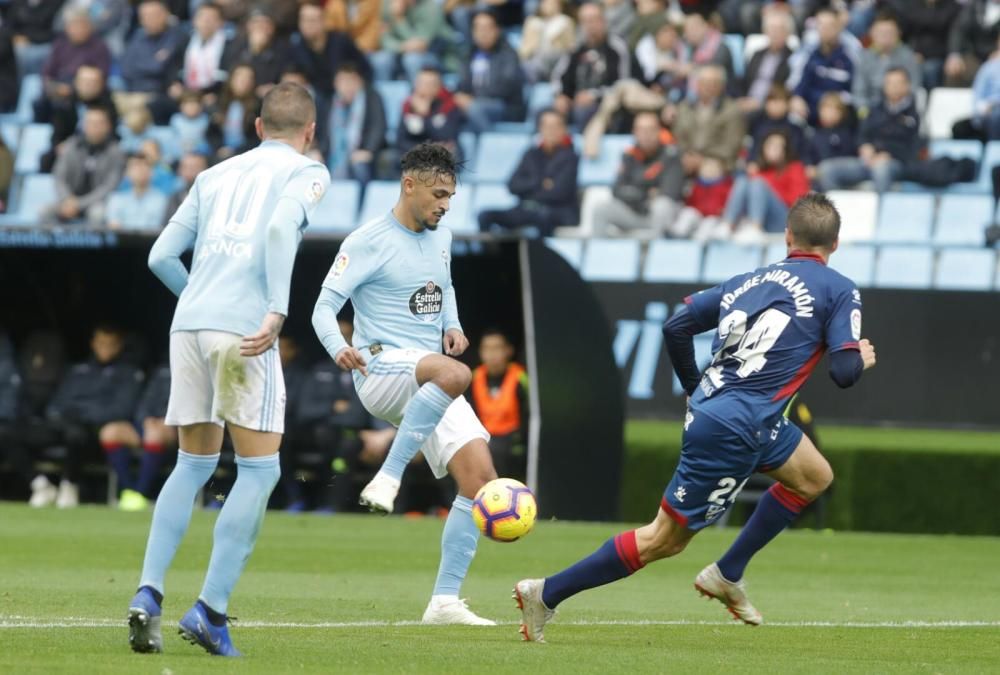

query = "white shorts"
(357, 348), (490, 479)
(166, 330), (285, 433)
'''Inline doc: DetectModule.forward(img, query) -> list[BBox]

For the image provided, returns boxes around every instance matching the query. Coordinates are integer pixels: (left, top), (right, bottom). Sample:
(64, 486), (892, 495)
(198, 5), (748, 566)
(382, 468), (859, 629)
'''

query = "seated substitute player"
(126, 82), (331, 657)
(514, 193), (877, 641)
(312, 142), (500, 626)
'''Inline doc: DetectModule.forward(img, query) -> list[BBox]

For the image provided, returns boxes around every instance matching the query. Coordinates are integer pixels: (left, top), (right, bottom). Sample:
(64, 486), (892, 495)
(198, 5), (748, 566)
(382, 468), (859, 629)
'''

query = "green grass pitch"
(1, 503), (998, 674)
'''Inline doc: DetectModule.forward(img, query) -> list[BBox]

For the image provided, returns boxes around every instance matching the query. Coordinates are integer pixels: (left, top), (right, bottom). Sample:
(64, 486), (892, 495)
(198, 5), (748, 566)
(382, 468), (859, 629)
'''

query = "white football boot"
(513, 579), (555, 642)
(29, 475), (57, 508)
(694, 563), (763, 625)
(421, 596), (496, 625)
(358, 472), (401, 514)
(55, 480), (79, 509)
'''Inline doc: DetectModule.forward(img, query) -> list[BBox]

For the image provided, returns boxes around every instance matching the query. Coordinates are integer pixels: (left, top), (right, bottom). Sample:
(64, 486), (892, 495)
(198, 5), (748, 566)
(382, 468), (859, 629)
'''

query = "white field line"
(1, 616), (997, 630)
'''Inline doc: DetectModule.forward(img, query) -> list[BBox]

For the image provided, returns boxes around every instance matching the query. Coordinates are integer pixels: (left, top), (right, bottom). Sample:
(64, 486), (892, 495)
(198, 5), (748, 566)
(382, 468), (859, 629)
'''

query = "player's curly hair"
(787, 192), (841, 249)
(400, 142), (462, 184)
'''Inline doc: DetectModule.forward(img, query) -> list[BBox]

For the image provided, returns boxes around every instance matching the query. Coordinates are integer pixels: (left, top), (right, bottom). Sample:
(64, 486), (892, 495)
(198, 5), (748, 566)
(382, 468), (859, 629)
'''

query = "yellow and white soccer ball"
(472, 478), (537, 542)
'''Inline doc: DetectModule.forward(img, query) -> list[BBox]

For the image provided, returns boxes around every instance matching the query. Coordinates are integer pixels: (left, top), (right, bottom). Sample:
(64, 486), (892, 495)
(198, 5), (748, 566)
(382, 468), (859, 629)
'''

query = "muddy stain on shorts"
(215, 342), (248, 422)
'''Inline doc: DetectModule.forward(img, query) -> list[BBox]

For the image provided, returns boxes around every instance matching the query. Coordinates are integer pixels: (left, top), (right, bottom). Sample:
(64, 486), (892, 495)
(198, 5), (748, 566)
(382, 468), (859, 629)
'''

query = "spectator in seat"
(943, 0), (1000, 88)
(816, 67), (919, 193)
(551, 2), (632, 129)
(325, 0), (382, 53)
(627, 0), (668, 51)
(469, 329), (529, 481)
(739, 5), (794, 114)
(120, 0), (187, 124)
(396, 67), (463, 158)
(291, 2), (371, 97)
(106, 153), (169, 231)
(669, 155), (733, 240)
(374, 0), (455, 83)
(888, 0), (960, 91)
(208, 64), (261, 161)
(601, 0), (635, 42)
(118, 105), (156, 155)
(222, 8), (292, 97)
(7, 0), (66, 75)
(518, 0), (575, 83)
(590, 111), (684, 238)
(74, 0), (130, 58)
(323, 63), (386, 185)
(446, 0), (523, 45)
(852, 13), (921, 116)
(971, 36), (1000, 141)
(454, 11), (525, 133)
(478, 109), (579, 236)
(679, 11), (736, 98)
(47, 106), (125, 225)
(719, 130), (811, 243)
(670, 64), (745, 174)
(803, 92), (857, 183)
(789, 7), (855, 126)
(162, 151), (209, 226)
(40, 65), (118, 174)
(31, 324), (145, 509)
(747, 84), (806, 164)
(37, 7), (112, 122)
(0, 24), (18, 113)
(170, 90), (212, 155)
(174, 2), (229, 99)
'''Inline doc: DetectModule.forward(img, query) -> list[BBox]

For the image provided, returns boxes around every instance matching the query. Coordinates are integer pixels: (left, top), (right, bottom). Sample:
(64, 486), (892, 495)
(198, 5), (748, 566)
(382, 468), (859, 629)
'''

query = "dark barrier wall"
(525, 242), (625, 520)
(593, 282), (1000, 428)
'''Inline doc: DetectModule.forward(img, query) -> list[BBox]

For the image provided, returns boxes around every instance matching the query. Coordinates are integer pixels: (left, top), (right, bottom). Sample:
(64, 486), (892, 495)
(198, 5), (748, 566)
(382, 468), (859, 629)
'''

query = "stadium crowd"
(0, 0), (998, 241)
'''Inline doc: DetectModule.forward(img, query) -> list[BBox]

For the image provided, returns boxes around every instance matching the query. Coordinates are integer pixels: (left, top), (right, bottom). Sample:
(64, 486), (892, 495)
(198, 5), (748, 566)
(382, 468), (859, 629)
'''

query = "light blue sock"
(432, 496), (480, 596)
(199, 454), (281, 614)
(139, 450), (220, 594)
(381, 383), (454, 481)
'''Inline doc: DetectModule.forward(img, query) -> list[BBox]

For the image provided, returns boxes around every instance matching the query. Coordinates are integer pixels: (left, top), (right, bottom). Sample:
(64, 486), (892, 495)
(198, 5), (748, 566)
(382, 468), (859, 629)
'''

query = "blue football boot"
(128, 587), (163, 653)
(178, 601), (242, 657)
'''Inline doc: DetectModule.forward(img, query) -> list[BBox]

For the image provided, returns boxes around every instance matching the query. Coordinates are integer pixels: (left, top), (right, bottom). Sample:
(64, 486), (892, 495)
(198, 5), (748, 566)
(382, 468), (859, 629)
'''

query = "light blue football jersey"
(321, 211), (462, 356)
(168, 140), (330, 335)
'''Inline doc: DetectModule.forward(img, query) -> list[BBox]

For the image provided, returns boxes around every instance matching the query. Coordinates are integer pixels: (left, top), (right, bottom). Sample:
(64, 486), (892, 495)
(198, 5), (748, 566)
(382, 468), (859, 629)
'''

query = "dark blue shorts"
(661, 411), (803, 531)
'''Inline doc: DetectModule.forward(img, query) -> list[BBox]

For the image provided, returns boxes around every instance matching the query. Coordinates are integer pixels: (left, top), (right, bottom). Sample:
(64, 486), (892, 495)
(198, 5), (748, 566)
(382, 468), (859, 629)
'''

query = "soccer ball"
(472, 478), (537, 542)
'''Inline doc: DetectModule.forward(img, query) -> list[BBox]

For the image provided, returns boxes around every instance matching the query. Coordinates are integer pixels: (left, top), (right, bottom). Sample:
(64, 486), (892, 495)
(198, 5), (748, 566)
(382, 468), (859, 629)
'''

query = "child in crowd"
(803, 92), (857, 182)
(170, 90), (212, 155)
(671, 155), (733, 240)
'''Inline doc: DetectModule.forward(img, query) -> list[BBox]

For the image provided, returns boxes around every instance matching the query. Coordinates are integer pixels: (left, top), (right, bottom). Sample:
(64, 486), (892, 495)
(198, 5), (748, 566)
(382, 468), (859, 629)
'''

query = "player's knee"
(98, 423), (128, 446)
(435, 362), (472, 396)
(808, 464), (834, 499)
(645, 532), (689, 562)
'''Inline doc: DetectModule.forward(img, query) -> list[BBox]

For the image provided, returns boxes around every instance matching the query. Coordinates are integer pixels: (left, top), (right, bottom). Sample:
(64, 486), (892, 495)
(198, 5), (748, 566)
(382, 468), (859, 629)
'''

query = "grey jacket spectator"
(50, 107), (125, 225)
(121, 1), (187, 93)
(671, 65), (745, 173)
(7, 0), (66, 45)
(852, 15), (921, 114)
(46, 357), (144, 426)
(455, 13), (524, 130)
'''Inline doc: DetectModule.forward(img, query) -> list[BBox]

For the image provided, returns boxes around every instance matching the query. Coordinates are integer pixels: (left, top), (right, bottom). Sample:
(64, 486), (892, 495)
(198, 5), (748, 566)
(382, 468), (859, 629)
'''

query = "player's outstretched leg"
(423, 439), (497, 625)
(180, 426), (281, 657)
(702, 433), (832, 625)
(516, 507), (693, 642)
(130, 423), (222, 654)
(360, 355), (470, 514)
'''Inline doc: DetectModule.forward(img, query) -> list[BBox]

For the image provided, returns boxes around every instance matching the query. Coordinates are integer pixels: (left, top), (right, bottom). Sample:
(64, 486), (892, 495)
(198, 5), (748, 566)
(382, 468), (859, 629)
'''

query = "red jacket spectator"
(686, 175), (733, 217)
(759, 161), (810, 207)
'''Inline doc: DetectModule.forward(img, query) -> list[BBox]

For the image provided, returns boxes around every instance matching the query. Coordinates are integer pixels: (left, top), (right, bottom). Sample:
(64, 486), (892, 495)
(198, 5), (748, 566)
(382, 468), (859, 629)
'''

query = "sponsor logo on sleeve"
(850, 308), (862, 341)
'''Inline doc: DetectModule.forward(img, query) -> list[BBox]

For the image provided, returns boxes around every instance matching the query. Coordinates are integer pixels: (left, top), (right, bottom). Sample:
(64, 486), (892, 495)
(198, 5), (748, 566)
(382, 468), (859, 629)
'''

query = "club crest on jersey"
(329, 253), (349, 280)
(409, 281), (443, 320)
(306, 180), (325, 204)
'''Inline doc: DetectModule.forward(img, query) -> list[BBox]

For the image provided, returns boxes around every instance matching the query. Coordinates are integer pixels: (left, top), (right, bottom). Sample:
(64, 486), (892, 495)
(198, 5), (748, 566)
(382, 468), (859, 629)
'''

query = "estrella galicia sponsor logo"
(409, 281), (443, 320)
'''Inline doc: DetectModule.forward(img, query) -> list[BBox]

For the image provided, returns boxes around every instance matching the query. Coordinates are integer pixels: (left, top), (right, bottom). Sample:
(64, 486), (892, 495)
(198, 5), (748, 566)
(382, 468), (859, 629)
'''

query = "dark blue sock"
(103, 445), (133, 493)
(716, 484), (808, 582)
(136, 444), (165, 498)
(542, 530), (644, 609)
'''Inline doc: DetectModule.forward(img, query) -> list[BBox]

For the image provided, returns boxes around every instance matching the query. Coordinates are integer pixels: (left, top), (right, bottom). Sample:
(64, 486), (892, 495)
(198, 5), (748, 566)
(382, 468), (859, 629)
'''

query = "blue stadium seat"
(724, 34), (745, 77)
(764, 241), (787, 264)
(471, 133), (532, 183)
(526, 82), (554, 120)
(0, 174), (56, 226)
(580, 238), (641, 282)
(506, 28), (523, 51)
(643, 239), (703, 282)
(438, 185), (474, 234)
(934, 194), (992, 246)
(876, 193), (934, 243)
(1, 123), (19, 152)
(934, 248), (997, 290)
(874, 246), (934, 288)
(147, 126), (180, 163)
(15, 74), (42, 125)
(928, 139), (983, 162)
(472, 183), (518, 215)
(829, 244), (876, 287)
(952, 140), (1000, 194)
(578, 134), (631, 187)
(357, 180), (398, 225)
(13, 124), (52, 174)
(459, 131), (477, 167)
(701, 242), (762, 283)
(308, 180), (361, 233)
(374, 81), (410, 141)
(545, 237), (584, 269)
